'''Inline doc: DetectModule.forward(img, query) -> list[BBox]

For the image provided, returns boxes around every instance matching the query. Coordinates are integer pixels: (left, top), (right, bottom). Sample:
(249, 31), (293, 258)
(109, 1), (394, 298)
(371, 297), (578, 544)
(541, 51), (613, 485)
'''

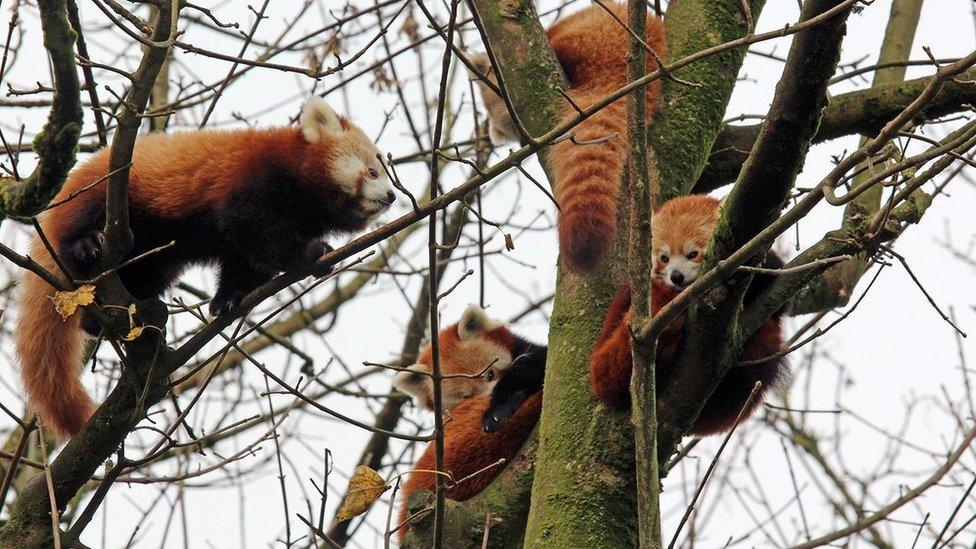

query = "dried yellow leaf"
(123, 303), (145, 341)
(336, 465), (389, 522)
(51, 285), (95, 320)
(122, 326), (144, 341)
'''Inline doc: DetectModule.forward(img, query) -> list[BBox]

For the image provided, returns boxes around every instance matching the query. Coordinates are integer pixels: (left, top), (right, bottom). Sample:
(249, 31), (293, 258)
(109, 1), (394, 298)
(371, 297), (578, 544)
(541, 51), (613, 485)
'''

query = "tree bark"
(0, 0), (82, 220)
(655, 0), (853, 467)
(793, 0), (924, 313)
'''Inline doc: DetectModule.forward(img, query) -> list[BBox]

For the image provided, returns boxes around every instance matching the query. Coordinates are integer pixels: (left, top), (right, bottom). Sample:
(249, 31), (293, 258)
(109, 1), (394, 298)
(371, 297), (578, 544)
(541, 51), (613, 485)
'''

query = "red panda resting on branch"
(392, 306), (545, 538)
(470, 2), (667, 274)
(17, 97), (396, 438)
(395, 215), (787, 534)
(590, 195), (790, 434)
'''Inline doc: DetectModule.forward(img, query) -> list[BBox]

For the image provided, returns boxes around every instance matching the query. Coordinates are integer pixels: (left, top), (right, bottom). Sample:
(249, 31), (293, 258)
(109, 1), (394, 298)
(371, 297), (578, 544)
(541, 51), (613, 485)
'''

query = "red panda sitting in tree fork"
(393, 306), (546, 538)
(17, 97), (396, 438)
(590, 195), (789, 434)
(470, 1), (667, 273)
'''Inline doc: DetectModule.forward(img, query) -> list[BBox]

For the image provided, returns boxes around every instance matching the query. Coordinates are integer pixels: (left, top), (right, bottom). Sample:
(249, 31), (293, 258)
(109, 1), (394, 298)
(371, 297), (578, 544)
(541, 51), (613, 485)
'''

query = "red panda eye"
(367, 168), (379, 178)
(486, 369), (495, 381)
(659, 254), (669, 264)
(687, 251), (699, 259)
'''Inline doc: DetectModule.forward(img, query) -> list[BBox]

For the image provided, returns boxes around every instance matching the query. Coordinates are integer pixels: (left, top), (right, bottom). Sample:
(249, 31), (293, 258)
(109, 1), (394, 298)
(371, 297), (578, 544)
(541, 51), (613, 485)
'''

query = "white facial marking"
(333, 156), (365, 194)
(481, 343), (514, 378)
(660, 244), (702, 289)
(653, 244), (670, 273)
(358, 157), (396, 216)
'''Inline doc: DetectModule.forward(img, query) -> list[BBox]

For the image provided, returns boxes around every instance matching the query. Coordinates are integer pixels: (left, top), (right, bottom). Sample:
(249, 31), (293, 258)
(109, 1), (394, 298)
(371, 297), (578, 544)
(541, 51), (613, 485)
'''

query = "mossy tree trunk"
(468, 2), (637, 546)
(402, 1), (976, 547)
(459, 1), (764, 547)
(0, 0), (82, 220)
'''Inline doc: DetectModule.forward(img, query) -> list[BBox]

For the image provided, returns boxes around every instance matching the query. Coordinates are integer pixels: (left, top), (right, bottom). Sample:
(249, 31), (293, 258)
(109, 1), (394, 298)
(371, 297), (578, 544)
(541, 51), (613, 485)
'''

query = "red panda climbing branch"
(470, 3), (667, 274)
(589, 195), (790, 435)
(17, 97), (396, 439)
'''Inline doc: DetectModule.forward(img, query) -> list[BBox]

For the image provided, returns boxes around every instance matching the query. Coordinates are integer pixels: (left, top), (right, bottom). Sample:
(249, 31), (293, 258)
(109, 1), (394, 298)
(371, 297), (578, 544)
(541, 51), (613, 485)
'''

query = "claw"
(209, 291), (244, 317)
(303, 240), (335, 277)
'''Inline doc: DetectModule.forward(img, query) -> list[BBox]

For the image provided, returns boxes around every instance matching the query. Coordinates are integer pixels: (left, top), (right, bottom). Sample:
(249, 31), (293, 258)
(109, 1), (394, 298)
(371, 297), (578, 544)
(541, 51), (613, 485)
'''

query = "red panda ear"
(300, 96), (343, 143)
(457, 305), (500, 340)
(391, 364), (429, 401)
(713, 195), (726, 221)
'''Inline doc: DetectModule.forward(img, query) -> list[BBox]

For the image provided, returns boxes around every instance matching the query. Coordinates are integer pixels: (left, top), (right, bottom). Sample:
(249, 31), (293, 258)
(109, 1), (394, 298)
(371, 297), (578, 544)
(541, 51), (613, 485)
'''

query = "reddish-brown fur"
(18, 113), (383, 438)
(394, 311), (543, 538)
(589, 196), (787, 435)
(397, 393), (541, 538)
(394, 309), (518, 412)
(547, 3), (667, 273)
(17, 256), (92, 437)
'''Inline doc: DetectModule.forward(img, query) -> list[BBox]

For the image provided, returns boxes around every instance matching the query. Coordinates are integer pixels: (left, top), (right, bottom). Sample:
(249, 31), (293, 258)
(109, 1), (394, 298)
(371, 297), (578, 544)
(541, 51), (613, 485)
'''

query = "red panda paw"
(482, 396), (523, 433)
(303, 240), (335, 277)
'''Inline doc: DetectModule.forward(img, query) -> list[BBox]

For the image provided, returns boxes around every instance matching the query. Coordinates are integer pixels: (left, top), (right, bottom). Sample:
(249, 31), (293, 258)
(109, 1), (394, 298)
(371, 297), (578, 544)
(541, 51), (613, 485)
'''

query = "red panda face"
(299, 97), (396, 219)
(651, 195), (721, 290)
(393, 306), (516, 412)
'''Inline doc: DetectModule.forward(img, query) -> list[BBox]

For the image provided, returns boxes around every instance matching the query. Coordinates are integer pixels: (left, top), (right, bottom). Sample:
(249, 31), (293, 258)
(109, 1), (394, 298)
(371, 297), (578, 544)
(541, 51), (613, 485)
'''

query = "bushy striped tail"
(690, 320), (789, 436)
(16, 237), (93, 439)
(550, 93), (629, 274)
(544, 4), (667, 274)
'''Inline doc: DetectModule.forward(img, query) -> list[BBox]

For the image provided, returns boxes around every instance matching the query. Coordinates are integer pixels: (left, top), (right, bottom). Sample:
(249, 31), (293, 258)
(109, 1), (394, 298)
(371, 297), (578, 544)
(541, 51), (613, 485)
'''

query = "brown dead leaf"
(504, 233), (515, 251)
(336, 465), (389, 522)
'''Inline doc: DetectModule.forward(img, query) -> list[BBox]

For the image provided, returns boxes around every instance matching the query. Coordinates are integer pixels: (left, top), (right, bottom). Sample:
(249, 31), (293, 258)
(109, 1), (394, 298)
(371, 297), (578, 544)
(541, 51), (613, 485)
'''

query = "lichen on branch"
(0, 0), (83, 221)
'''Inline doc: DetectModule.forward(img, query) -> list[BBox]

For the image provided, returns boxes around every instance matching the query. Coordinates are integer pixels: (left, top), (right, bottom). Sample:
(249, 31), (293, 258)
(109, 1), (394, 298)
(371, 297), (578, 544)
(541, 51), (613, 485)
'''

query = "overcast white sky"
(2, 1), (976, 547)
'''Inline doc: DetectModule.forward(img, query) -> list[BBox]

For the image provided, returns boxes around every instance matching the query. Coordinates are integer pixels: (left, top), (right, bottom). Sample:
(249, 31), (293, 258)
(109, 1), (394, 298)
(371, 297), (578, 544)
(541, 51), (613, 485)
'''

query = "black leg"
(482, 354), (546, 432)
(210, 256), (273, 317)
(220, 202), (334, 278)
(79, 311), (101, 336)
(482, 388), (534, 432)
(60, 230), (104, 277)
(744, 251), (790, 316)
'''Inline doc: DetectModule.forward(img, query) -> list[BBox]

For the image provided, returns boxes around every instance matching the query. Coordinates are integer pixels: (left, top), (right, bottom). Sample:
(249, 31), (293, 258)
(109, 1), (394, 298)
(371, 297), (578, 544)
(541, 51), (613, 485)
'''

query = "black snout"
(670, 271), (685, 286)
(380, 190), (396, 206)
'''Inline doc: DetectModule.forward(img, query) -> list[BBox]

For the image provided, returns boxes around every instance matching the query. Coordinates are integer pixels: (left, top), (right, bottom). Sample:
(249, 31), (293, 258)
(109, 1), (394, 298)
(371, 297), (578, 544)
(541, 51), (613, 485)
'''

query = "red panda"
(395, 306), (518, 412)
(396, 215), (785, 533)
(17, 97), (396, 438)
(589, 195), (789, 435)
(469, 2), (667, 274)
(394, 306), (545, 538)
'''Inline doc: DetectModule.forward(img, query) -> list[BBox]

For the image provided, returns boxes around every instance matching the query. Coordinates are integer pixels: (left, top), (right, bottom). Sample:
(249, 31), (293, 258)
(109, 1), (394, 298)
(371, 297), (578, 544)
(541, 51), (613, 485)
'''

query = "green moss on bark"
(648, 0), (764, 201)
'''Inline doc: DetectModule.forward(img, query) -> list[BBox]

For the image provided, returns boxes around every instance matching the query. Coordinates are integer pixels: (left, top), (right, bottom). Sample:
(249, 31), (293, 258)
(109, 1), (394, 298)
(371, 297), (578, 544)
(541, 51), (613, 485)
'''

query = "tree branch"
(799, 0), (923, 312)
(0, 0), (82, 220)
(698, 69), (976, 192)
(625, 0), (663, 546)
(653, 0), (853, 466)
